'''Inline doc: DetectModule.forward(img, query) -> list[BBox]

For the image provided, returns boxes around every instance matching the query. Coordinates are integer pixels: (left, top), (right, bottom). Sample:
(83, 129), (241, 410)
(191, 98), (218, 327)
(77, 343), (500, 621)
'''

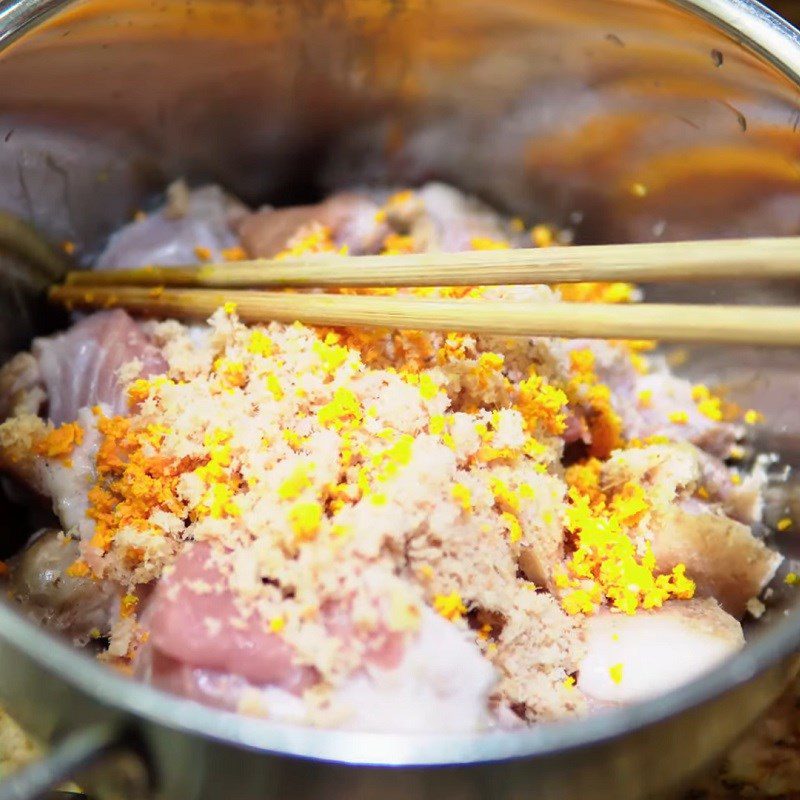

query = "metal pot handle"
(0, 723), (154, 800)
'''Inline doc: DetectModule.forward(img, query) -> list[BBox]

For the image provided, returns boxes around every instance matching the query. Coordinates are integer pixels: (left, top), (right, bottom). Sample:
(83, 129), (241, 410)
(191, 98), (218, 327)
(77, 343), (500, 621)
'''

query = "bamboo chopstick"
(63, 236), (800, 290)
(49, 284), (800, 346)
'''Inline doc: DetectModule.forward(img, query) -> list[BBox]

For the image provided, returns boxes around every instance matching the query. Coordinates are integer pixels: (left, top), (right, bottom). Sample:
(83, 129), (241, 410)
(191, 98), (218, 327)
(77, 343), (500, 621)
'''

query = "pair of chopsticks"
(50, 237), (800, 345)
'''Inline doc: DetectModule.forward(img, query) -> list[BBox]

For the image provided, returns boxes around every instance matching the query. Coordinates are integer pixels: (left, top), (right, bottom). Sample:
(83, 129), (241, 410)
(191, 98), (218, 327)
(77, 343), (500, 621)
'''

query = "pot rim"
(0, 595), (797, 765)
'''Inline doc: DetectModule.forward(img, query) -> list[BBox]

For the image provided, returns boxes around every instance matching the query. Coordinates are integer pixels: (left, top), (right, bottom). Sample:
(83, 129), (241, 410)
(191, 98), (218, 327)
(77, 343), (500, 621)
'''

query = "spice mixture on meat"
(0, 182), (782, 731)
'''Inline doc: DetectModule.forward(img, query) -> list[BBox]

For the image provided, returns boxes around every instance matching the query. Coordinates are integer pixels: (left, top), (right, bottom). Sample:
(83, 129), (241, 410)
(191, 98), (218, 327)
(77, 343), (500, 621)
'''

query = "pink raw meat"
(142, 543), (407, 706)
(322, 598), (405, 670)
(143, 652), (300, 713)
(239, 191), (388, 258)
(411, 183), (514, 252)
(561, 340), (737, 458)
(33, 310), (167, 424)
(97, 184), (247, 270)
(146, 543), (316, 693)
(624, 372), (738, 458)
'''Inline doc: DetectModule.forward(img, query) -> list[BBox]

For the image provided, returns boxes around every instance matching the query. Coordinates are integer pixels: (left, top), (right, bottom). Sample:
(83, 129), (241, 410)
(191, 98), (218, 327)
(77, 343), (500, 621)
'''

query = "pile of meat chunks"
(0, 182), (782, 728)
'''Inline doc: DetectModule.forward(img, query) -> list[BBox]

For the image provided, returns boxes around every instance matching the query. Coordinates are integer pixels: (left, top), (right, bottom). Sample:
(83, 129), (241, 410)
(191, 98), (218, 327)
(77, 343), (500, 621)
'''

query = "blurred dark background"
(771, 1), (800, 24)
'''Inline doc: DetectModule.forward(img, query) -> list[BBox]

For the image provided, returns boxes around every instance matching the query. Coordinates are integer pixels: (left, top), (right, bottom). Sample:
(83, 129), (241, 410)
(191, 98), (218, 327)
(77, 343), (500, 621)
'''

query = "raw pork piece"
(238, 181), (521, 258)
(601, 444), (779, 617)
(148, 607), (496, 733)
(143, 544), (406, 693)
(8, 528), (115, 643)
(141, 544), (496, 731)
(649, 505), (782, 618)
(0, 406), (100, 540)
(238, 191), (389, 257)
(143, 543), (318, 693)
(97, 183), (247, 270)
(578, 599), (744, 704)
(32, 310), (167, 425)
(407, 183), (519, 252)
(0, 310), (166, 537)
(625, 371), (739, 458)
(138, 651), (311, 718)
(0, 310), (167, 425)
(536, 339), (738, 458)
(602, 441), (763, 525)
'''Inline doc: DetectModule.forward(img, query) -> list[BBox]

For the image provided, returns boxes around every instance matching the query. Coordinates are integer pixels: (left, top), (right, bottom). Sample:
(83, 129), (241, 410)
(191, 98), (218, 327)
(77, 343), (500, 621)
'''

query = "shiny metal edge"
(671, 0), (800, 82)
(1, 597), (798, 766)
(0, 0), (799, 769)
(0, 0), (75, 48)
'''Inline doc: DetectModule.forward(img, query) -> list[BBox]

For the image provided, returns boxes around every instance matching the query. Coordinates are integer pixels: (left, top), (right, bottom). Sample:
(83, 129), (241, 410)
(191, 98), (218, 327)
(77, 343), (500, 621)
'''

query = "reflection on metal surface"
(0, 0), (72, 48)
(0, 0), (799, 247)
(0, 723), (150, 800)
(0, 2), (799, 799)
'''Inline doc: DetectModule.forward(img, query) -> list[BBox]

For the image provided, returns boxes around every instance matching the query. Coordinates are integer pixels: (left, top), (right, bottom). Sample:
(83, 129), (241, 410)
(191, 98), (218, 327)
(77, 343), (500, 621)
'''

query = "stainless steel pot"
(1, 1), (800, 798)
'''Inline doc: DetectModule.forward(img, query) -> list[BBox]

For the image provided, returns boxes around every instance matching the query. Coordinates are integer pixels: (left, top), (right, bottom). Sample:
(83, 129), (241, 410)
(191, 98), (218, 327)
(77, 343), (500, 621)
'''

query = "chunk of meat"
(97, 182), (247, 269)
(0, 352), (44, 421)
(649, 505), (782, 617)
(145, 607), (496, 732)
(33, 310), (167, 424)
(8, 529), (115, 644)
(694, 448), (765, 525)
(328, 608), (496, 732)
(0, 406), (100, 539)
(239, 205), (326, 257)
(601, 444), (780, 616)
(556, 340), (738, 459)
(138, 651), (310, 715)
(238, 191), (388, 258)
(578, 599), (744, 704)
(238, 182), (519, 258)
(44, 407), (101, 537)
(144, 543), (316, 693)
(323, 193), (391, 255)
(406, 183), (514, 252)
(602, 442), (701, 509)
(624, 372), (738, 458)
(143, 543), (412, 700)
(602, 442), (764, 526)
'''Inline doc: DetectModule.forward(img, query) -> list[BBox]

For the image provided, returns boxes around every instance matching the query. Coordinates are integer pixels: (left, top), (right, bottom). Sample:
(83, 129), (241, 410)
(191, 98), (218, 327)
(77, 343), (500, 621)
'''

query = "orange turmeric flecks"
(288, 502), (323, 541)
(275, 223), (342, 260)
(36, 422), (84, 465)
(516, 373), (568, 436)
(433, 592), (468, 622)
(556, 282), (636, 304)
(88, 413), (187, 552)
(560, 462), (695, 615)
(120, 593), (139, 617)
(565, 349), (622, 458)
